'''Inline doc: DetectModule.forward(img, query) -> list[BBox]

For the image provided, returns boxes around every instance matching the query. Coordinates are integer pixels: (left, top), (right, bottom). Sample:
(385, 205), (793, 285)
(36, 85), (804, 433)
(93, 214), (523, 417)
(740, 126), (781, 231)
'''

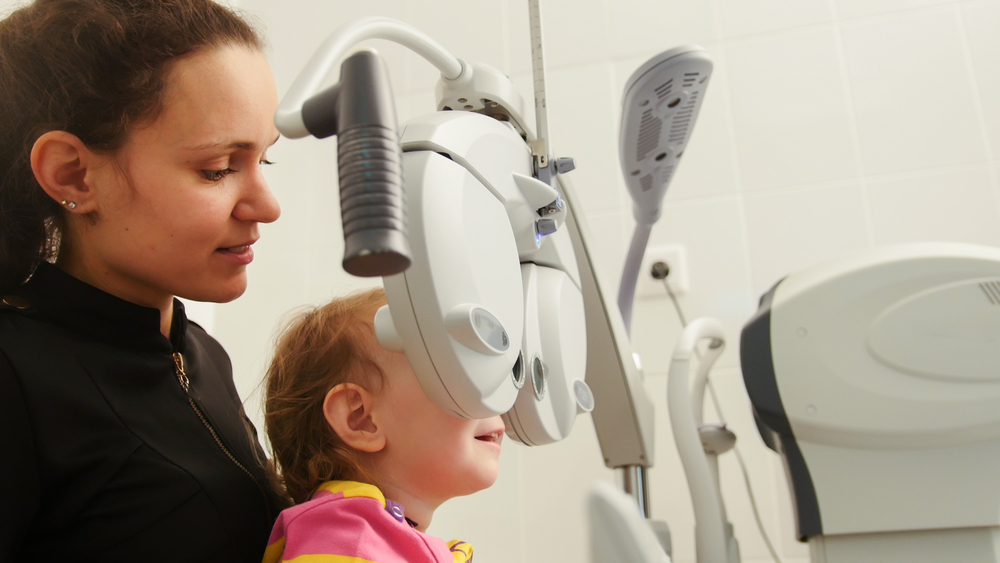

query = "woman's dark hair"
(0, 0), (264, 293)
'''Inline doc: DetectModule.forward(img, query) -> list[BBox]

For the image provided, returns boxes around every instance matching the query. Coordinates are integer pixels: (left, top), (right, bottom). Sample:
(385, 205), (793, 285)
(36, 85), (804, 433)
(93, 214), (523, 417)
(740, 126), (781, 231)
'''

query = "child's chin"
(459, 467), (500, 495)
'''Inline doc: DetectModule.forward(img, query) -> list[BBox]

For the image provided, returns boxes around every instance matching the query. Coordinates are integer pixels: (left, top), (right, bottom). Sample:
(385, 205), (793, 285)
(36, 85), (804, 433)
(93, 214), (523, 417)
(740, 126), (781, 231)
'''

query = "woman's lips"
(216, 244), (254, 265)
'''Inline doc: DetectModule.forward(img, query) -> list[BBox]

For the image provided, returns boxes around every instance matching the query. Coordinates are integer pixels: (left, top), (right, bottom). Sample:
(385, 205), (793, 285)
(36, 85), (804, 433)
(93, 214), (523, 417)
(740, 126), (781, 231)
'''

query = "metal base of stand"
(622, 465), (651, 519)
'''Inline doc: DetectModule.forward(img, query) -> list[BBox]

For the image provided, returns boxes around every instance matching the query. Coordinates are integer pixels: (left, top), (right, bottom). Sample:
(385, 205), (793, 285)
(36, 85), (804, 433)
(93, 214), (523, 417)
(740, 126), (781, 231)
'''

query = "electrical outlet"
(637, 244), (689, 298)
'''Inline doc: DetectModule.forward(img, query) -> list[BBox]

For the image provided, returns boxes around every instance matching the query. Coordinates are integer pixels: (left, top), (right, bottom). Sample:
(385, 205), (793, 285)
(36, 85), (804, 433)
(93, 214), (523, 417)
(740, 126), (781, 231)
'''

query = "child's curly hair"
(264, 287), (387, 504)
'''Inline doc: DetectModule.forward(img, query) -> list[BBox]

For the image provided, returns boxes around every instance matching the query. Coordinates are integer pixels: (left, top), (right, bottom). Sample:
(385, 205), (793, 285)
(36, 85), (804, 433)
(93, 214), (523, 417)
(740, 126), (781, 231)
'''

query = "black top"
(0, 263), (288, 562)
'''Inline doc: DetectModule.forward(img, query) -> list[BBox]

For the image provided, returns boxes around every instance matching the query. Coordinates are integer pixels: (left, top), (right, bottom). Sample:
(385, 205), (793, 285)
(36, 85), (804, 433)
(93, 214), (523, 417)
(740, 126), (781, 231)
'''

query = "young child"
(262, 288), (504, 563)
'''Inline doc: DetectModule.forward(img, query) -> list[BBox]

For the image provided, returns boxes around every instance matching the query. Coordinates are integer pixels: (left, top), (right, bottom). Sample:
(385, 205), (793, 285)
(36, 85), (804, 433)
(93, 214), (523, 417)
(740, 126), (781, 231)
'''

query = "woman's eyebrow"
(187, 134), (281, 152)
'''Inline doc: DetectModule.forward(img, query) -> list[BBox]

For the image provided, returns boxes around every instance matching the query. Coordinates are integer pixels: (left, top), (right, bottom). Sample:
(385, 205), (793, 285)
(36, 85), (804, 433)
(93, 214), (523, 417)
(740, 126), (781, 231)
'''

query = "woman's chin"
(178, 277), (248, 304)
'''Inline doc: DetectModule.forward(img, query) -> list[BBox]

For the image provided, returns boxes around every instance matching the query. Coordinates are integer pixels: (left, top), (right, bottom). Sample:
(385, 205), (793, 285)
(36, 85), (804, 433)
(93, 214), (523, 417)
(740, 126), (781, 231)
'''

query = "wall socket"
(636, 244), (689, 298)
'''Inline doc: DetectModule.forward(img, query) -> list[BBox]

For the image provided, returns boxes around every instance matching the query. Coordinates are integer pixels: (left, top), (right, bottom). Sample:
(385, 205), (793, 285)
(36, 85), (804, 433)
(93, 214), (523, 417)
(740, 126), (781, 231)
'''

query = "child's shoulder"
(264, 481), (472, 563)
(280, 480), (387, 526)
(265, 481), (396, 562)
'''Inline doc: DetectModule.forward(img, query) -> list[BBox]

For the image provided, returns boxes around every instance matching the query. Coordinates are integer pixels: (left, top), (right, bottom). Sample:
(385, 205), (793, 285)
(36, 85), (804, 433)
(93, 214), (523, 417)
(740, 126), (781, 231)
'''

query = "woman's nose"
(234, 168), (281, 224)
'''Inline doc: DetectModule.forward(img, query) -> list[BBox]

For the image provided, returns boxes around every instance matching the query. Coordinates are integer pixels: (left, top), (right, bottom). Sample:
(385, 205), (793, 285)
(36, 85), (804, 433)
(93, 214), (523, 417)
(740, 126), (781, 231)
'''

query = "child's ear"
(323, 383), (386, 453)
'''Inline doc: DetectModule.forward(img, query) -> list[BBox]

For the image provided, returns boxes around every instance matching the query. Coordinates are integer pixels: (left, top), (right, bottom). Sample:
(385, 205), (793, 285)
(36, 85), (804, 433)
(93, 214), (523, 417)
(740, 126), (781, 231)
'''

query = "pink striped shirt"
(262, 481), (473, 563)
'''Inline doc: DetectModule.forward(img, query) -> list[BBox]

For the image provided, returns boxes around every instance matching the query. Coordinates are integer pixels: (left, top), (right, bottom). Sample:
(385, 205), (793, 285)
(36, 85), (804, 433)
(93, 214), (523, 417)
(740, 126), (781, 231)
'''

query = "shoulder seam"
(280, 492), (383, 529)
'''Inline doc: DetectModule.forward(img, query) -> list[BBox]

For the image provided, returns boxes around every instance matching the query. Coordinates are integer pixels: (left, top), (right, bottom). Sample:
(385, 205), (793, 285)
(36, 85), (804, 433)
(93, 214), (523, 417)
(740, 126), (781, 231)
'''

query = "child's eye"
(203, 167), (237, 182)
(260, 159), (276, 166)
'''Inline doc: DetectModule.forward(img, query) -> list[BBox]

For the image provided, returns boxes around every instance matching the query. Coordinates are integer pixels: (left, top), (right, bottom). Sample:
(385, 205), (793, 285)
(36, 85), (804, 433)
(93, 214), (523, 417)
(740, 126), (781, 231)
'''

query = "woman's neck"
(56, 247), (175, 338)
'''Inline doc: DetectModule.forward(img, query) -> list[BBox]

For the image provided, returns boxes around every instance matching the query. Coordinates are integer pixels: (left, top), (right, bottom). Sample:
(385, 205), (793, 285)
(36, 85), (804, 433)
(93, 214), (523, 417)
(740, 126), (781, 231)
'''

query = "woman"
(0, 0), (289, 560)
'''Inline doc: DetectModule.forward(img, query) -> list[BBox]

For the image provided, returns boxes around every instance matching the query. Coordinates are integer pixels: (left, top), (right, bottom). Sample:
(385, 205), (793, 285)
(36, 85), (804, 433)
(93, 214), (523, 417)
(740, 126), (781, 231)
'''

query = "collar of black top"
(13, 261), (188, 354)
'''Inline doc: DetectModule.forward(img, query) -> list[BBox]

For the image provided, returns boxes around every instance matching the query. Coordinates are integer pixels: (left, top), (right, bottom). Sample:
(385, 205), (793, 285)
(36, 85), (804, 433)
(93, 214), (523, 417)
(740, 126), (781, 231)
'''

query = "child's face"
(375, 348), (505, 505)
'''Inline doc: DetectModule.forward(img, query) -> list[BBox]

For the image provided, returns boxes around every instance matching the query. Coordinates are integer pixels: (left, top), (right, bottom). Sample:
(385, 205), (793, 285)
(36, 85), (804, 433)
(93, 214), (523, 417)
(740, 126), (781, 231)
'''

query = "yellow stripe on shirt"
(261, 537), (286, 563)
(447, 539), (474, 562)
(313, 481), (386, 508)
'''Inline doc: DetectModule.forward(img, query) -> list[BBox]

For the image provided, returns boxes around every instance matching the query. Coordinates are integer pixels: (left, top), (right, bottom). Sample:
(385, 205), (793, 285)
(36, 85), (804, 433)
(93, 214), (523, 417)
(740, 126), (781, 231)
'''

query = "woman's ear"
(29, 131), (101, 214)
(323, 382), (386, 453)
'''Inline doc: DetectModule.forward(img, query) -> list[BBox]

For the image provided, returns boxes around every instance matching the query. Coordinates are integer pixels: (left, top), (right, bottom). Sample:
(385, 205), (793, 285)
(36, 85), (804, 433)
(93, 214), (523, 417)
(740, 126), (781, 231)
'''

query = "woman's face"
(75, 46), (281, 307)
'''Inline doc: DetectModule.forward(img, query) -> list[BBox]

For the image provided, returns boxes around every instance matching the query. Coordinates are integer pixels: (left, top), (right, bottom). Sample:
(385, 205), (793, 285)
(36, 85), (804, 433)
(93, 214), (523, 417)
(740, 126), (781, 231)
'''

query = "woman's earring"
(60, 200), (77, 210)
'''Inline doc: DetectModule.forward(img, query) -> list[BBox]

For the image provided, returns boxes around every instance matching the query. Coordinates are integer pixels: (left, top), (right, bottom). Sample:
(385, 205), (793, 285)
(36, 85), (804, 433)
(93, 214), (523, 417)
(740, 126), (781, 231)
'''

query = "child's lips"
(475, 430), (504, 445)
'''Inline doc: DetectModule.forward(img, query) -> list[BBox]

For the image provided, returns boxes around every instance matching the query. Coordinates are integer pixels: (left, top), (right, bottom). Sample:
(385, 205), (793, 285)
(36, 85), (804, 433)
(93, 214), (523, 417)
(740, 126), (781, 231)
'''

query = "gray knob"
(536, 218), (558, 236)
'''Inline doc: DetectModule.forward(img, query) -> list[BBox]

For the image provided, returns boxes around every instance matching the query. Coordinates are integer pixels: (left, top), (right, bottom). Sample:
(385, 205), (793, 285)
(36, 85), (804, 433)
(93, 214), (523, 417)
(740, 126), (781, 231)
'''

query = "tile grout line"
(710, 0), (756, 306)
(501, 0), (512, 78)
(830, 5), (877, 248)
(952, 2), (1000, 219)
(712, 48), (759, 319)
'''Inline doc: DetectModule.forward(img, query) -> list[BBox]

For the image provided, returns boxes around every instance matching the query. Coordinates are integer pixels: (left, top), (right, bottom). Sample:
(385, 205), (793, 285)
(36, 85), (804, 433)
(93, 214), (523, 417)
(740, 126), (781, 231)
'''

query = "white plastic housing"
(381, 149), (523, 418)
(503, 263), (591, 445)
(559, 175), (655, 468)
(374, 305), (404, 352)
(400, 112), (547, 260)
(667, 318), (730, 563)
(275, 17), (463, 138)
(383, 111), (588, 426)
(589, 481), (671, 563)
(620, 46), (712, 226)
(436, 61), (532, 138)
(766, 243), (1000, 537)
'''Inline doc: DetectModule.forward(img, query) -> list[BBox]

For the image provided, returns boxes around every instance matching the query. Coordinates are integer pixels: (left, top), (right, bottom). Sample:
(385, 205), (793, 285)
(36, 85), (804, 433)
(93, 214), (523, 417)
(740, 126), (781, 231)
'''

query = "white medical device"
(276, 46), (410, 278)
(616, 46), (713, 332)
(275, 16), (593, 441)
(583, 44), (714, 518)
(668, 318), (739, 563)
(589, 481), (672, 563)
(741, 242), (1000, 563)
(275, 10), (1000, 563)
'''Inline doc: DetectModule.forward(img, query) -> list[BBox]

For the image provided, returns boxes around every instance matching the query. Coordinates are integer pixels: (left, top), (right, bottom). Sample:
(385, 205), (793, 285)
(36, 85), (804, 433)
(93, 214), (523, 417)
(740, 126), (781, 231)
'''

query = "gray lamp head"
(619, 46), (713, 227)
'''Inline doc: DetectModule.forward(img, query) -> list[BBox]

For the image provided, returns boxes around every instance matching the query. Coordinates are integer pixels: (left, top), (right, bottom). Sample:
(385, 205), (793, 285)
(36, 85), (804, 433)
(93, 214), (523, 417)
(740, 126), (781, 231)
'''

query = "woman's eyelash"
(202, 159), (273, 182)
(203, 167), (237, 182)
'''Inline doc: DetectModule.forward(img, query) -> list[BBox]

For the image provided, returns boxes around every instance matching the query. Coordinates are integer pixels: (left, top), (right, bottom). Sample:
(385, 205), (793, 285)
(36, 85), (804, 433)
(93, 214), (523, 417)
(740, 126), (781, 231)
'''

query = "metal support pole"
(622, 465), (651, 518)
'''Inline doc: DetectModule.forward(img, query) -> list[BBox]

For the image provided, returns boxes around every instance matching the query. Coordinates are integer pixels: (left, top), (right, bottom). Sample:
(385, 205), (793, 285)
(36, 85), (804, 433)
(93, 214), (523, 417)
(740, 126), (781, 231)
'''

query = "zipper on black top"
(173, 352), (272, 519)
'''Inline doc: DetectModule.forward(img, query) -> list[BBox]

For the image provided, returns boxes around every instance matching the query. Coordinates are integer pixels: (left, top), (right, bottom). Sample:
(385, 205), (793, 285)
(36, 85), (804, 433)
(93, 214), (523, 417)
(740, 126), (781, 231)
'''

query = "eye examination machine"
(741, 243), (1000, 563)
(274, 2), (1000, 561)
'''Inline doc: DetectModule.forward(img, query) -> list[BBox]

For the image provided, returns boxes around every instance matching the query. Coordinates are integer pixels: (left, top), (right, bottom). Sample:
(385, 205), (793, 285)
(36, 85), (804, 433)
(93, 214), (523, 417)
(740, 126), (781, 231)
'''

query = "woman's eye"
(203, 167), (237, 182)
(260, 159), (276, 166)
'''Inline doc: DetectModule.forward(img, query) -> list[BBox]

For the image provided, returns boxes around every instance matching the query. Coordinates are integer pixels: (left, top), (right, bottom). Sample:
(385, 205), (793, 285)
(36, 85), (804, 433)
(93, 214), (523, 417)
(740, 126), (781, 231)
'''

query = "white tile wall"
(530, 0), (613, 70)
(867, 165), (1000, 246)
(546, 62), (624, 213)
(402, 0), (507, 92)
(606, 0), (719, 59)
(206, 0), (1000, 561)
(0, 0), (20, 17)
(717, 0), (833, 39)
(961, 1), (1000, 159)
(840, 7), (988, 176)
(743, 183), (871, 296)
(726, 25), (859, 192)
(835, 0), (954, 21)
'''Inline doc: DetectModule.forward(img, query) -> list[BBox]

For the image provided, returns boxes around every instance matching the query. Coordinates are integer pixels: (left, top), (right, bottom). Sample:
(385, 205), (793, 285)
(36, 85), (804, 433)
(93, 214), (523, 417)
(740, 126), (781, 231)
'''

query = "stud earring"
(60, 200), (77, 210)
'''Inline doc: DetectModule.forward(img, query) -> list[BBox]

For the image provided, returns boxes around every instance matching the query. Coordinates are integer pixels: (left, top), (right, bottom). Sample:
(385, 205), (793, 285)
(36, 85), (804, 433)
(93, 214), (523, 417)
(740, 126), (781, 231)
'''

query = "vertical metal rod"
(622, 465), (651, 518)
(527, 0), (550, 166)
